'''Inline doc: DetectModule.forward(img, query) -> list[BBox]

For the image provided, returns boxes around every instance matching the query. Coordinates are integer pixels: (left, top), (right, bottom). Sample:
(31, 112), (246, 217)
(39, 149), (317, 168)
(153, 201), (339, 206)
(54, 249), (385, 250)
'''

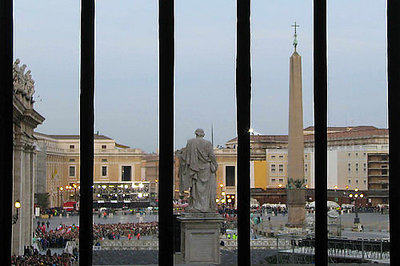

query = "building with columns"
(34, 133), (147, 208)
(12, 59), (45, 255)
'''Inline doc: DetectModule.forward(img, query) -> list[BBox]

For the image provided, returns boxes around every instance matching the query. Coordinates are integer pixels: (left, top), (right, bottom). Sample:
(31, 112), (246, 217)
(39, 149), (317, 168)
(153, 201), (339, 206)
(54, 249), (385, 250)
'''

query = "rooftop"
(226, 126), (388, 145)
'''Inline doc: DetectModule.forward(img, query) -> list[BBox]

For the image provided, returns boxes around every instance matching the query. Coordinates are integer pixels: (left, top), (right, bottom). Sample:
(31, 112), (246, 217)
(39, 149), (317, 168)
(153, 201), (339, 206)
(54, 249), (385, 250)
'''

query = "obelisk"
(287, 22), (306, 227)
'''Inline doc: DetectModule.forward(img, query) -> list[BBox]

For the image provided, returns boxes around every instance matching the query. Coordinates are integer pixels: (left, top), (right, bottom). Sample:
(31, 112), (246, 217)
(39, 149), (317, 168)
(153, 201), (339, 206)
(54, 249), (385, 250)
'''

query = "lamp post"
(12, 200), (21, 224)
(221, 191), (226, 209)
(59, 187), (64, 207)
(73, 184), (77, 201)
(349, 188), (364, 225)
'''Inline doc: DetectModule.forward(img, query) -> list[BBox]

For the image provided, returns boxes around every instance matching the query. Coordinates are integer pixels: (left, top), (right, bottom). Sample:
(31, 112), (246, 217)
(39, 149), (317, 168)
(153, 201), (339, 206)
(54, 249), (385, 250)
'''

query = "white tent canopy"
(250, 198), (260, 207)
(307, 201), (340, 209)
(262, 203), (286, 209)
(341, 204), (355, 209)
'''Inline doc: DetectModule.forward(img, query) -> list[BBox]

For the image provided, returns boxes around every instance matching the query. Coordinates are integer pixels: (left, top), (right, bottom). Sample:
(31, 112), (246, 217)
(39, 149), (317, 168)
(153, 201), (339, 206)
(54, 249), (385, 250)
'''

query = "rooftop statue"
(13, 58), (35, 103)
(179, 128), (218, 213)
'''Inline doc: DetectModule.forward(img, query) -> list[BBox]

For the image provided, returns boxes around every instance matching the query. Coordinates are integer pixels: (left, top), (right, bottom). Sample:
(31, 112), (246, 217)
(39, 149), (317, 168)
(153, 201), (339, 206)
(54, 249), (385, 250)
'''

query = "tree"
(36, 193), (50, 210)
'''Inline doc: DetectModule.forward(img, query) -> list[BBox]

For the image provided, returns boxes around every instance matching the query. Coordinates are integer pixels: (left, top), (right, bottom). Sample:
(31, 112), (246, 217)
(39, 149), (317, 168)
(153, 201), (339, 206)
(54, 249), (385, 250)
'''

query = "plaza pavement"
(34, 212), (390, 265)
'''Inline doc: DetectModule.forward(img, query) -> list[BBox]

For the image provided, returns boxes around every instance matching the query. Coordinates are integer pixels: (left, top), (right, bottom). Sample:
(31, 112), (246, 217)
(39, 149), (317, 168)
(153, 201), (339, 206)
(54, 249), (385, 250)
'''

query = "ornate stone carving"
(13, 58), (35, 104)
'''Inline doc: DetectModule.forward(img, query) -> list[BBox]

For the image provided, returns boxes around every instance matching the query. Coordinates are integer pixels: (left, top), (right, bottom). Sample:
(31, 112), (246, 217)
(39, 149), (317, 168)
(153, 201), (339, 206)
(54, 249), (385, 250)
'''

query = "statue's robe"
(181, 137), (218, 212)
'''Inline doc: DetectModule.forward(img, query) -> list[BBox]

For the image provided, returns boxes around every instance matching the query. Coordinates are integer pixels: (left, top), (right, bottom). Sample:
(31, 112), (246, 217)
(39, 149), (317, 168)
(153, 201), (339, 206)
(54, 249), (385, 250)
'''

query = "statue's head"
(194, 128), (205, 138)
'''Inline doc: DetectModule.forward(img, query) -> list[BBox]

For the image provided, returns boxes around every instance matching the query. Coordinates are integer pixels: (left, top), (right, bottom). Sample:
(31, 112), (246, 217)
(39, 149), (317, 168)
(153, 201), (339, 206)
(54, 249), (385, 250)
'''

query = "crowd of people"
(35, 223), (79, 249)
(11, 248), (76, 266)
(34, 221), (159, 249)
(93, 221), (158, 241)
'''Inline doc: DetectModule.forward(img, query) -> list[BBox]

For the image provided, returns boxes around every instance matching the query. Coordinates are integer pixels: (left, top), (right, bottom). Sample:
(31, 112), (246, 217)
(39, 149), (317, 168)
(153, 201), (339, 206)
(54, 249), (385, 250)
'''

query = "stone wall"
(12, 59), (45, 255)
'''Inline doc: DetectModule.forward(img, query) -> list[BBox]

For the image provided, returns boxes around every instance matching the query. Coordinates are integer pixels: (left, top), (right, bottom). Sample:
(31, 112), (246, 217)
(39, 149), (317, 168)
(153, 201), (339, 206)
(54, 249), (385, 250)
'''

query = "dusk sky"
(14, 0), (387, 153)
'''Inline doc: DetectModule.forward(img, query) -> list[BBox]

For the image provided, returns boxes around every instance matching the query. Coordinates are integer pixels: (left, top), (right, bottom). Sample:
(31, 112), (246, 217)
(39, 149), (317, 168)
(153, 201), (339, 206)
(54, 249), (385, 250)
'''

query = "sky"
(14, 0), (387, 153)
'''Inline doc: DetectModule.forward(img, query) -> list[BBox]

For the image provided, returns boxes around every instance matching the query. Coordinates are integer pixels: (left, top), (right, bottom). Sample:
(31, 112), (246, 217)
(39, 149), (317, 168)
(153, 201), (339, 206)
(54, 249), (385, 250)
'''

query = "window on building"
(271, 164), (276, 173)
(101, 166), (107, 177)
(102, 145), (106, 149)
(348, 179), (351, 185)
(69, 166), (75, 177)
(279, 178), (283, 182)
(69, 159), (75, 162)
(355, 152), (358, 156)
(382, 165), (388, 175)
(271, 178), (276, 183)
(102, 159), (108, 162)
(279, 164), (284, 172)
(271, 155), (275, 159)
(70, 145), (75, 149)
(121, 166), (132, 181)
(305, 163), (308, 173)
(355, 163), (359, 172)
(356, 179), (359, 185)
(225, 166), (235, 187)
(348, 152), (351, 157)
(305, 154), (308, 158)
(279, 155), (284, 158)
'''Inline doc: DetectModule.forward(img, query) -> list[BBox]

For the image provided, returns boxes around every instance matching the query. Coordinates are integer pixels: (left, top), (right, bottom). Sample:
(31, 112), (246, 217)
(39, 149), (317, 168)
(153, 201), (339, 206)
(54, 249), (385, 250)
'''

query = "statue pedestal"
(286, 189), (306, 227)
(177, 213), (224, 265)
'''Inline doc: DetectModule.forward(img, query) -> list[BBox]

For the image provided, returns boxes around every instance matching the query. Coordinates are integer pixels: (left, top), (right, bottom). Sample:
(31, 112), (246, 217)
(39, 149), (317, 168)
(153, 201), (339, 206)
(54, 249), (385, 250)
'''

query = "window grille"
(1, 0), (400, 265)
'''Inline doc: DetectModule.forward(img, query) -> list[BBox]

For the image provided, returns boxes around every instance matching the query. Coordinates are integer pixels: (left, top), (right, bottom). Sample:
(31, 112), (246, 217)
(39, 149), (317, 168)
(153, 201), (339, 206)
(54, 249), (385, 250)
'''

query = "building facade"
(225, 126), (389, 206)
(12, 59), (45, 255)
(34, 133), (147, 208)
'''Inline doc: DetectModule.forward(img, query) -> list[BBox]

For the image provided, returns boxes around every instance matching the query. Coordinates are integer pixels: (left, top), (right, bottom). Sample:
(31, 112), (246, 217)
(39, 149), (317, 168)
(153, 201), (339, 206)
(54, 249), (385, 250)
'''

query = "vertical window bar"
(80, 0), (95, 265)
(0, 0), (13, 264)
(388, 0), (400, 263)
(236, 0), (251, 264)
(314, 0), (328, 264)
(159, 0), (174, 264)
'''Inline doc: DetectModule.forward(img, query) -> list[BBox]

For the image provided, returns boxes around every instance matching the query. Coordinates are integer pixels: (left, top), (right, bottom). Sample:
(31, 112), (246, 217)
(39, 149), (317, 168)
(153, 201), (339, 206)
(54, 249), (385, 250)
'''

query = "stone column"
(29, 149), (35, 246)
(288, 51), (304, 181)
(22, 147), (31, 248)
(12, 143), (24, 255)
(287, 51), (306, 227)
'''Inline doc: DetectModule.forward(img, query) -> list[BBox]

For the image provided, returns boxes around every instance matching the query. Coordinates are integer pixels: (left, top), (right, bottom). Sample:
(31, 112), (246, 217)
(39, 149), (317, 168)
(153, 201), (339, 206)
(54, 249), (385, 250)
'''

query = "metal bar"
(79, 0), (95, 265)
(313, 0), (328, 265)
(0, 0), (13, 263)
(388, 0), (400, 264)
(236, 0), (251, 265)
(158, 0), (174, 264)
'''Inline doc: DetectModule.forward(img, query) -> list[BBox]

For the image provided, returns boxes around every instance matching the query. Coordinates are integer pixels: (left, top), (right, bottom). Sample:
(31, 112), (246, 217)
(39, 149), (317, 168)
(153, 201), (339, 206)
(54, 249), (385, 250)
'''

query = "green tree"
(36, 193), (50, 210)
(286, 178), (306, 189)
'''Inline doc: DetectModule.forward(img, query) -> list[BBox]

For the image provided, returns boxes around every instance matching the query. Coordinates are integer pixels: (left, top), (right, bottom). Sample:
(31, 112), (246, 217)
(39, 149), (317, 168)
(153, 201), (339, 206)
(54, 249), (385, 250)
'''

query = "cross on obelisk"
(291, 21), (300, 51)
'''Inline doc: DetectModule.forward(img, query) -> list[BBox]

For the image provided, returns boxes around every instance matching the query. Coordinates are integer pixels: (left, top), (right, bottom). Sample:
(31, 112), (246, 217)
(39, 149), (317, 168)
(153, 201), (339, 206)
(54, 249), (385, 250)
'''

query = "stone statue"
(12, 59), (36, 105)
(179, 128), (218, 213)
(24, 70), (35, 100)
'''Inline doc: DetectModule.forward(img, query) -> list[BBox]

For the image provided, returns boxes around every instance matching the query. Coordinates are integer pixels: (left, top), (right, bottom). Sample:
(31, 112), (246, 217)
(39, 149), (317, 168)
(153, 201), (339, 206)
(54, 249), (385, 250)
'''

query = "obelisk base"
(177, 213), (224, 265)
(286, 189), (306, 227)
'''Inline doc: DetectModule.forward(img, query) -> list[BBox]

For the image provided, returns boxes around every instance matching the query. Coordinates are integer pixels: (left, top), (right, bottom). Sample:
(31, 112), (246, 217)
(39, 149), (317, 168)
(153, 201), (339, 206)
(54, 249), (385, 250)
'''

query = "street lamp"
(73, 184), (77, 201)
(12, 200), (21, 224)
(349, 190), (364, 225)
(59, 187), (64, 207)
(221, 192), (226, 207)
